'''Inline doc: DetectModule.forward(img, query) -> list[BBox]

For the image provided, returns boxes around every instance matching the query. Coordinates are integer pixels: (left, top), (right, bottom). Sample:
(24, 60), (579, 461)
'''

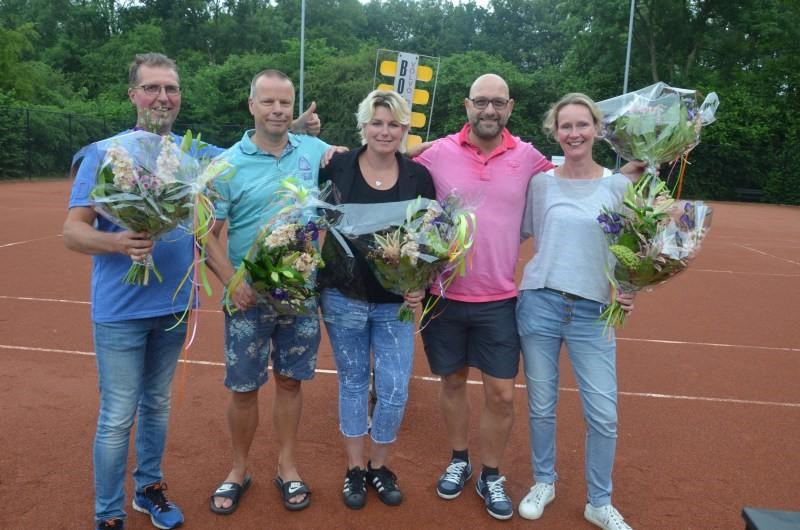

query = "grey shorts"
(421, 297), (521, 379)
(223, 303), (320, 392)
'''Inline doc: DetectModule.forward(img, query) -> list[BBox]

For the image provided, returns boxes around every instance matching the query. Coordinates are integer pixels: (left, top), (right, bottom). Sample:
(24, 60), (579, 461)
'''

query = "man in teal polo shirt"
(207, 68), (341, 514)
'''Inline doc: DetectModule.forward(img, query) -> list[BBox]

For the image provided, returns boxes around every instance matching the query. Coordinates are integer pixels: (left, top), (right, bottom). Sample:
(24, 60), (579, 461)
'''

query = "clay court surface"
(1, 179), (798, 529)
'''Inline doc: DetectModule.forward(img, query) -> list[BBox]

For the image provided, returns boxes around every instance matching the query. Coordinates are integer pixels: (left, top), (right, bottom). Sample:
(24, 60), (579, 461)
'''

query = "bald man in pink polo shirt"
(414, 73), (553, 520)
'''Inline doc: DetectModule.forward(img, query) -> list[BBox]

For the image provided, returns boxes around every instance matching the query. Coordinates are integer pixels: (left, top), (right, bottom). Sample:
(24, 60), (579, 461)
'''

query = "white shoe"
(584, 503), (633, 530)
(518, 482), (555, 520)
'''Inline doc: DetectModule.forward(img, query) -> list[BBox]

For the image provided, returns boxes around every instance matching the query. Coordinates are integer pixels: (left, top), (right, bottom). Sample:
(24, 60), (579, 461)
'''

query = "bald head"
(469, 74), (510, 99)
(465, 73), (514, 143)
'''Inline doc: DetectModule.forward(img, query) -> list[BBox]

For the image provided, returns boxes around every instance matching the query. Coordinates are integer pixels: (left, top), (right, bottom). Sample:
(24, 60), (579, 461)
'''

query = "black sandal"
(273, 476), (311, 511)
(209, 475), (252, 515)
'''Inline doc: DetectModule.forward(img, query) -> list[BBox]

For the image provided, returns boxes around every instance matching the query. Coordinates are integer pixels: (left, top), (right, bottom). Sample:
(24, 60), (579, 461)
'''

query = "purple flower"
(597, 212), (623, 234)
(680, 203), (695, 229)
(271, 288), (288, 300)
(305, 221), (319, 241)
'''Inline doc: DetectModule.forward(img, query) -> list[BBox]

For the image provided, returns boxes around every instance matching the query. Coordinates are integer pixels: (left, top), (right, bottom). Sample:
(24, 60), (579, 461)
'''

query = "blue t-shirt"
(69, 130), (224, 323)
(214, 130), (330, 268)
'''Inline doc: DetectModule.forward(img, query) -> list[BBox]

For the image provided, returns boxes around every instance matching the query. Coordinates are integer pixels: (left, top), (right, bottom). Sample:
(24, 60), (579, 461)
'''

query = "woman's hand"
(620, 160), (648, 182)
(403, 289), (425, 310)
(616, 290), (636, 314)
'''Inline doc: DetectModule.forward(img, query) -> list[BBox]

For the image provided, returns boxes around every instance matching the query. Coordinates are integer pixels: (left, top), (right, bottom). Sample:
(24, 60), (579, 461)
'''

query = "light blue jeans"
(320, 288), (414, 444)
(92, 316), (185, 524)
(516, 288), (618, 507)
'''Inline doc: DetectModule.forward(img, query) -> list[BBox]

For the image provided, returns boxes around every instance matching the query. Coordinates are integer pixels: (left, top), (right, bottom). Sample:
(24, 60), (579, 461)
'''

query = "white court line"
(1, 295), (797, 353)
(2, 343), (798, 409)
(618, 337), (800, 353)
(737, 244), (800, 266)
(0, 234), (62, 249)
(692, 268), (800, 278)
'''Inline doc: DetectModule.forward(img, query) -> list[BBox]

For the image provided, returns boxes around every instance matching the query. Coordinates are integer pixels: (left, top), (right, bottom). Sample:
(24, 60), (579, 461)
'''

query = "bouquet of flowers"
(595, 82), (719, 327)
(597, 174), (712, 327)
(347, 194), (476, 322)
(598, 82), (719, 177)
(89, 130), (226, 286)
(227, 179), (326, 315)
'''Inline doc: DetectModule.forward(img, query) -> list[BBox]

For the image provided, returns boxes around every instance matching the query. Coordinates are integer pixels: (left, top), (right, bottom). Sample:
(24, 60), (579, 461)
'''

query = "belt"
(545, 288), (583, 301)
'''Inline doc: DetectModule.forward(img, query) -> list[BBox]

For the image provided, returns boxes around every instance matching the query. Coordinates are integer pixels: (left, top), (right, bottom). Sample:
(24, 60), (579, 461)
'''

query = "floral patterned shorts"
(223, 302), (320, 392)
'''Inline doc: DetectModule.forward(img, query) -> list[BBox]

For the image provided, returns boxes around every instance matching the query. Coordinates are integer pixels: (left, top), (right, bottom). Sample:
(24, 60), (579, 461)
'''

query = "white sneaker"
(584, 503), (633, 530)
(518, 482), (555, 520)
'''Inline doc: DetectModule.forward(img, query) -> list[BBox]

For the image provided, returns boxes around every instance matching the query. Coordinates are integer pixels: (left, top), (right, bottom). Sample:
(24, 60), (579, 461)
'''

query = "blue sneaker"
(475, 474), (513, 520)
(132, 482), (184, 529)
(436, 458), (473, 499)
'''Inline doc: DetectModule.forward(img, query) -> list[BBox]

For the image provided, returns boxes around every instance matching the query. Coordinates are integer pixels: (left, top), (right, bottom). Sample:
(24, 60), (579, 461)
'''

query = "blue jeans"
(320, 289), (414, 444)
(516, 288), (618, 507)
(92, 316), (186, 523)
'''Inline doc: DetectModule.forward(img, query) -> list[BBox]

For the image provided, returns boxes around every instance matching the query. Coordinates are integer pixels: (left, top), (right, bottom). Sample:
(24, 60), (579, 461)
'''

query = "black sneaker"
(343, 467), (367, 509)
(436, 458), (473, 499)
(97, 519), (125, 530)
(366, 462), (403, 506)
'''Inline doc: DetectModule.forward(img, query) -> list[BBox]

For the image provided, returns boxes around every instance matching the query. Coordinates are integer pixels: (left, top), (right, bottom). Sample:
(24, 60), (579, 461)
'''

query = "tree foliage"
(0, 0), (797, 203)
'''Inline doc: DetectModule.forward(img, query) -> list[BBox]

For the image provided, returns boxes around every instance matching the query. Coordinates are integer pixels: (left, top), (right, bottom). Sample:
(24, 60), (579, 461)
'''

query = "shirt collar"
(239, 129), (299, 156)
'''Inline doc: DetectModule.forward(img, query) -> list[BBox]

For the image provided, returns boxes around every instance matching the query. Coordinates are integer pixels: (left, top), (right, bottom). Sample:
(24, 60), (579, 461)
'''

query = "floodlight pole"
(299, 0), (306, 113)
(623, 0), (635, 95)
(617, 0), (636, 170)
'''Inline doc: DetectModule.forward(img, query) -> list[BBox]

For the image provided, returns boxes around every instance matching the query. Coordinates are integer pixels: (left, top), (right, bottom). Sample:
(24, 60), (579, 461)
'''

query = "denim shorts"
(421, 296), (521, 378)
(223, 302), (320, 392)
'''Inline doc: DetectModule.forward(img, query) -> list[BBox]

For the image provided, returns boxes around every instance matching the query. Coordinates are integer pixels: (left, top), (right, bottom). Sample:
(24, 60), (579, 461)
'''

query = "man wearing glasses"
(64, 53), (319, 530)
(413, 73), (553, 521)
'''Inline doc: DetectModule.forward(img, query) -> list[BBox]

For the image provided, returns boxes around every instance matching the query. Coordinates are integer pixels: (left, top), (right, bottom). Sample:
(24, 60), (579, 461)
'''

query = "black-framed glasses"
(468, 97), (510, 110)
(137, 84), (181, 96)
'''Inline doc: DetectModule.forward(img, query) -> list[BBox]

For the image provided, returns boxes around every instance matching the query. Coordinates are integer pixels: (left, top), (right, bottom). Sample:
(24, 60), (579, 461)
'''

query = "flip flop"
(273, 476), (311, 511)
(209, 475), (252, 515)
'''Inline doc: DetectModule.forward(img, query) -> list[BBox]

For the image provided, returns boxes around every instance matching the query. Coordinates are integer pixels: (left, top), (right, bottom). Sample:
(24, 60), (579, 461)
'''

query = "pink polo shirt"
(416, 124), (552, 302)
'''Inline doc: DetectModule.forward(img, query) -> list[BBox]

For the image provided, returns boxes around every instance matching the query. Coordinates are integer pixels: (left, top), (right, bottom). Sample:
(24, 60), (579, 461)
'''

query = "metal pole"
(298, 0), (305, 114)
(623, 0), (636, 95)
(617, 0), (636, 171)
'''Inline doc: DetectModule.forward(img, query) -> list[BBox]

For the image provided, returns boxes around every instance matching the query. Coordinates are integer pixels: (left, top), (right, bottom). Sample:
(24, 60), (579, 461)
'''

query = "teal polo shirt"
(215, 130), (330, 268)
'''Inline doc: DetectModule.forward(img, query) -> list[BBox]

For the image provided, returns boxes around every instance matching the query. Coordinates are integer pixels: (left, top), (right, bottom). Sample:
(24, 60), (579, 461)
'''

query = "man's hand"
(229, 280), (257, 311)
(291, 101), (321, 136)
(406, 141), (433, 159)
(320, 145), (349, 168)
(115, 231), (153, 261)
(403, 289), (425, 311)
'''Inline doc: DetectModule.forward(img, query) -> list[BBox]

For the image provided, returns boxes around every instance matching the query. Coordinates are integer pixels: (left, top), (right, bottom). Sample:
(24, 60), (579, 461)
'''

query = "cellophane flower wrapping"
(595, 82), (719, 327)
(329, 194), (476, 323)
(90, 130), (225, 286)
(230, 179), (327, 316)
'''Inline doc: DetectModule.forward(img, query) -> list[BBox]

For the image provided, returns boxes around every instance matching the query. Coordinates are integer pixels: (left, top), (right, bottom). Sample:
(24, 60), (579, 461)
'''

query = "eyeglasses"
(468, 97), (510, 110)
(136, 84), (181, 96)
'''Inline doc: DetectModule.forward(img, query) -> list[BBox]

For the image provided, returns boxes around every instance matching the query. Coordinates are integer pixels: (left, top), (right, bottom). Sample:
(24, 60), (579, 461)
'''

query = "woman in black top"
(318, 89), (435, 510)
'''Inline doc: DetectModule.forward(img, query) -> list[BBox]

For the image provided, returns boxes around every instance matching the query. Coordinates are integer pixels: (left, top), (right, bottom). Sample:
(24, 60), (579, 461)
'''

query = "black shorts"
(421, 296), (520, 379)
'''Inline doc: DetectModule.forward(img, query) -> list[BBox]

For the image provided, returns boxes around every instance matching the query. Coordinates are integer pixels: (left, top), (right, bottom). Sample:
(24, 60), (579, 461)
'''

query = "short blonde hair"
(356, 90), (411, 152)
(542, 92), (603, 140)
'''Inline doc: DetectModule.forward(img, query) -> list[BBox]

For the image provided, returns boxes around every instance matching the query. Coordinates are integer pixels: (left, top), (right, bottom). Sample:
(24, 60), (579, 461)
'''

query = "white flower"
(156, 135), (180, 183)
(293, 252), (318, 276)
(106, 144), (137, 192)
(401, 240), (420, 265)
(264, 223), (298, 249)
